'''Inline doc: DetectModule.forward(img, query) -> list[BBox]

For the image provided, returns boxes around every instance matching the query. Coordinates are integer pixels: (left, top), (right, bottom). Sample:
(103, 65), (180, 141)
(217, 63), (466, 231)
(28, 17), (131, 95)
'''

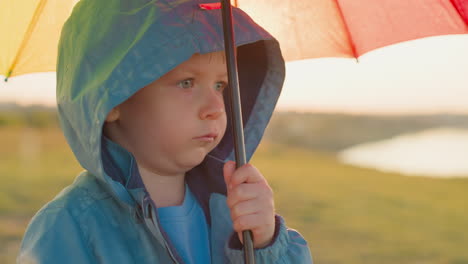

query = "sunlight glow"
(278, 34), (468, 114)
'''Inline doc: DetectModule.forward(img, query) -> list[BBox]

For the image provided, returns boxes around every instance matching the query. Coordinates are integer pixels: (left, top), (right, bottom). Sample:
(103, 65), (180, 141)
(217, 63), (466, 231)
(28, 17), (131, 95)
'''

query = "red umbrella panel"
(451, 0), (468, 24)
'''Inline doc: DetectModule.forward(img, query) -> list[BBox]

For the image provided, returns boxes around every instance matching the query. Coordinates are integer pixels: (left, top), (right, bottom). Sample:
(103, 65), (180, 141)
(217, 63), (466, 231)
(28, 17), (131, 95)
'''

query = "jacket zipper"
(142, 202), (181, 264)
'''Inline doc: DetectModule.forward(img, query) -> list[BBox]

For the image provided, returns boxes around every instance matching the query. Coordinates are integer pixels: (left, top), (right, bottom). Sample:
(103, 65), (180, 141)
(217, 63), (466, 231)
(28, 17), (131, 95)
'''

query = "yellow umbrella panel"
(0, 0), (77, 81)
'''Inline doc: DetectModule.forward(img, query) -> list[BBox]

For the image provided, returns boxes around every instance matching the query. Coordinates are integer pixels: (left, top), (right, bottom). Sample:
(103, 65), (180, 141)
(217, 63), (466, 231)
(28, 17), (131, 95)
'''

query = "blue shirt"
(157, 185), (211, 264)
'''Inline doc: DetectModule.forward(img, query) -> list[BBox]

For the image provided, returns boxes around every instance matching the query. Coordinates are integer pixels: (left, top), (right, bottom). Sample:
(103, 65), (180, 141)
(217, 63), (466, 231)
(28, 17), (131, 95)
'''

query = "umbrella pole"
(220, 1), (255, 264)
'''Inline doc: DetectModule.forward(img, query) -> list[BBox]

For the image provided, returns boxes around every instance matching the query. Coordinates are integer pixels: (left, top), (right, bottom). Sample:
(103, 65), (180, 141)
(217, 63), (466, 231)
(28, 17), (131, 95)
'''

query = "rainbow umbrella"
(2, 0), (467, 81)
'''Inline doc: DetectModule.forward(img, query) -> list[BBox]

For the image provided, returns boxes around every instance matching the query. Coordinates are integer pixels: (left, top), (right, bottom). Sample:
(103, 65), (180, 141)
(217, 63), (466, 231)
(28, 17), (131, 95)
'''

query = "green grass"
(0, 127), (82, 264)
(1, 126), (468, 263)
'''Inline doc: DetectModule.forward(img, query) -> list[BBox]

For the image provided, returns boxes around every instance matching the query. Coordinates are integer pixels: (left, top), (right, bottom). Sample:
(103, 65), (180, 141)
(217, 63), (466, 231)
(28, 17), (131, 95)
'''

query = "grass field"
(1, 126), (468, 263)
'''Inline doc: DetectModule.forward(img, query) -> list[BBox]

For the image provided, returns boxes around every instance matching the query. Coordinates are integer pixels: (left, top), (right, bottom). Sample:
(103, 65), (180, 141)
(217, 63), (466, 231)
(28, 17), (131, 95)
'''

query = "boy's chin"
(185, 156), (207, 169)
(170, 147), (216, 172)
(181, 151), (210, 169)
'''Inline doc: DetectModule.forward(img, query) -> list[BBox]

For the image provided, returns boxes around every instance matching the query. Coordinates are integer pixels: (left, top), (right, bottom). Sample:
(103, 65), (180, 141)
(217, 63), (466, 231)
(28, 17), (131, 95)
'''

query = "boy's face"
(106, 51), (228, 176)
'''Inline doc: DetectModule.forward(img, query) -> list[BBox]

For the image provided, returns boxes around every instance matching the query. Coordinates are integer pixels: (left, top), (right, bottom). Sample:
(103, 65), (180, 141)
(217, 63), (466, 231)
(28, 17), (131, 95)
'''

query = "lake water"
(338, 127), (468, 178)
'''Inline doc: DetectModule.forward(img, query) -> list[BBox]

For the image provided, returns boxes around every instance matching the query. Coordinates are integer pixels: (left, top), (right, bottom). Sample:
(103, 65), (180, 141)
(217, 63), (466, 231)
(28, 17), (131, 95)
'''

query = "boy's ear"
(105, 107), (120, 122)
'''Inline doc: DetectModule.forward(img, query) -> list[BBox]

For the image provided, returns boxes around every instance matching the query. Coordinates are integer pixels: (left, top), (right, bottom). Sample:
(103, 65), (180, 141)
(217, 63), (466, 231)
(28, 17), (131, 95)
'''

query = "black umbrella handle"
(220, 1), (255, 264)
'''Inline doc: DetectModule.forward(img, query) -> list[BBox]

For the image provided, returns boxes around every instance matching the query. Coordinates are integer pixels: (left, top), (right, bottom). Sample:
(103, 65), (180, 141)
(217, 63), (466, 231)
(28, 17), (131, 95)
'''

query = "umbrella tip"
(4, 69), (12, 82)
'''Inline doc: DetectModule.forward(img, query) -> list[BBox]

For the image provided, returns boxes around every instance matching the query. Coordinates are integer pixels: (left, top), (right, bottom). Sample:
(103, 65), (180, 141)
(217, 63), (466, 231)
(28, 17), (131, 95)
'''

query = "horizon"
(2, 101), (467, 117)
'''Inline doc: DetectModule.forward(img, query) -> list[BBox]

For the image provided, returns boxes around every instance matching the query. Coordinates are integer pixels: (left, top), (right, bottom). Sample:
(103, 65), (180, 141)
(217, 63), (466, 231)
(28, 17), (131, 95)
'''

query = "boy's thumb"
(223, 160), (236, 188)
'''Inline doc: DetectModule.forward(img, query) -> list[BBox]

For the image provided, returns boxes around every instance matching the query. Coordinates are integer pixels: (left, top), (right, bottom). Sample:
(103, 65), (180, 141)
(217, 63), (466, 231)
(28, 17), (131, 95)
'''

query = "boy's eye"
(215, 81), (228, 92)
(178, 78), (194, 89)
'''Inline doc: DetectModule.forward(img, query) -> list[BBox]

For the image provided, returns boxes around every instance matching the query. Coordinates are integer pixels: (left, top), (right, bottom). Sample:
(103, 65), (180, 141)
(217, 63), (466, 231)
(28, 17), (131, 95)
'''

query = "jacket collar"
(101, 135), (227, 225)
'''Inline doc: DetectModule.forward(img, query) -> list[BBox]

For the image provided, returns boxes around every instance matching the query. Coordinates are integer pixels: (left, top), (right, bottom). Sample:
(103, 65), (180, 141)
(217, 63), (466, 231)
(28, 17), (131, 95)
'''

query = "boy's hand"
(223, 161), (275, 249)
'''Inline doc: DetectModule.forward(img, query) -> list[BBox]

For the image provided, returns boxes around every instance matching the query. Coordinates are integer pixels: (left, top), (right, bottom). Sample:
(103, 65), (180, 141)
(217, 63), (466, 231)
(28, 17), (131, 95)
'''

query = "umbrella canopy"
(2, 0), (467, 80)
(0, 0), (77, 81)
(235, 0), (468, 61)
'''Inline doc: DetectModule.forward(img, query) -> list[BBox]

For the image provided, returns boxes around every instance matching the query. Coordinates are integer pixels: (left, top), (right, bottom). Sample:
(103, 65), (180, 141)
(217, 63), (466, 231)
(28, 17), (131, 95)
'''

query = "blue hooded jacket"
(18, 0), (312, 263)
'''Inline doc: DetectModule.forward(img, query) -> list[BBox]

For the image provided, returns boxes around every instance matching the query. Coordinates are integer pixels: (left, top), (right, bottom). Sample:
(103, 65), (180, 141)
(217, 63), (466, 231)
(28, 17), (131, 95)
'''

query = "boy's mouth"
(193, 133), (218, 142)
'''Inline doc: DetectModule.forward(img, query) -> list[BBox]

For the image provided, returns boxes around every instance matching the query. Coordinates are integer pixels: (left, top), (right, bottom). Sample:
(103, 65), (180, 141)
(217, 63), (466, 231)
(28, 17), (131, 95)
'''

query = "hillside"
(2, 104), (468, 152)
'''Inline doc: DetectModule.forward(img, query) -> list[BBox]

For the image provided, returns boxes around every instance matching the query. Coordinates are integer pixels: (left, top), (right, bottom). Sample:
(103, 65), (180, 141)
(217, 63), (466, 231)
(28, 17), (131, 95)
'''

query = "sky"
(1, 34), (468, 114)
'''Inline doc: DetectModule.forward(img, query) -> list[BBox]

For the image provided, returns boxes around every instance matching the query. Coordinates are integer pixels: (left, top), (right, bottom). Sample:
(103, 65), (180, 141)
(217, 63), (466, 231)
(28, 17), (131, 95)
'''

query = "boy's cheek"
(218, 116), (228, 141)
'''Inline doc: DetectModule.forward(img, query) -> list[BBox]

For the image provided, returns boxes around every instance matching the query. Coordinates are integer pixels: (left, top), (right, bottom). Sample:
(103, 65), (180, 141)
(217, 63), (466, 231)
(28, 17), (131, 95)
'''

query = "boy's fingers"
(223, 161), (236, 189)
(230, 164), (264, 187)
(233, 214), (258, 245)
(233, 213), (262, 237)
(230, 199), (263, 220)
(226, 182), (271, 208)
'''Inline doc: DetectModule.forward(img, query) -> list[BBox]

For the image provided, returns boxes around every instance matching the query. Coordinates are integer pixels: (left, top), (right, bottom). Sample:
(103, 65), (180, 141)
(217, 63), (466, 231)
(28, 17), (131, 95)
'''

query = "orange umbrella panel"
(234, 0), (356, 61)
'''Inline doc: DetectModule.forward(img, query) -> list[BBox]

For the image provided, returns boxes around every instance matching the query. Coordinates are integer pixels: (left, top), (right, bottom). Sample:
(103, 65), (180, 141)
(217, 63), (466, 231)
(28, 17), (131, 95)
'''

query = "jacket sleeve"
(17, 207), (94, 264)
(224, 215), (313, 263)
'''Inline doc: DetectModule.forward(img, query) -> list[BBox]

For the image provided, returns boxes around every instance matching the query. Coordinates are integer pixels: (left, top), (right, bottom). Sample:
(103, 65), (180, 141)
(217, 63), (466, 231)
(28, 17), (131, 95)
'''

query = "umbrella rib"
(334, 0), (359, 61)
(5, 0), (48, 81)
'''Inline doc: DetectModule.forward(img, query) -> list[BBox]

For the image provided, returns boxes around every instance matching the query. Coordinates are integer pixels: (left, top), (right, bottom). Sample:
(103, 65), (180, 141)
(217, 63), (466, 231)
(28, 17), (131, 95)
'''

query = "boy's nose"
(199, 90), (225, 120)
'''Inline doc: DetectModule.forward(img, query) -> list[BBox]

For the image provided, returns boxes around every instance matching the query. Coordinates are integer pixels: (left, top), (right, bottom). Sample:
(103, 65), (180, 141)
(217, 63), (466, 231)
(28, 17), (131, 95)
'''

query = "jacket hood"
(57, 0), (285, 209)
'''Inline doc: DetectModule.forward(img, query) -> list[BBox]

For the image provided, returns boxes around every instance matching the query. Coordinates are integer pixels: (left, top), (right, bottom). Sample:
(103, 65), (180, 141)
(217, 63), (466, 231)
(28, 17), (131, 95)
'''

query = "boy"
(18, 0), (312, 263)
